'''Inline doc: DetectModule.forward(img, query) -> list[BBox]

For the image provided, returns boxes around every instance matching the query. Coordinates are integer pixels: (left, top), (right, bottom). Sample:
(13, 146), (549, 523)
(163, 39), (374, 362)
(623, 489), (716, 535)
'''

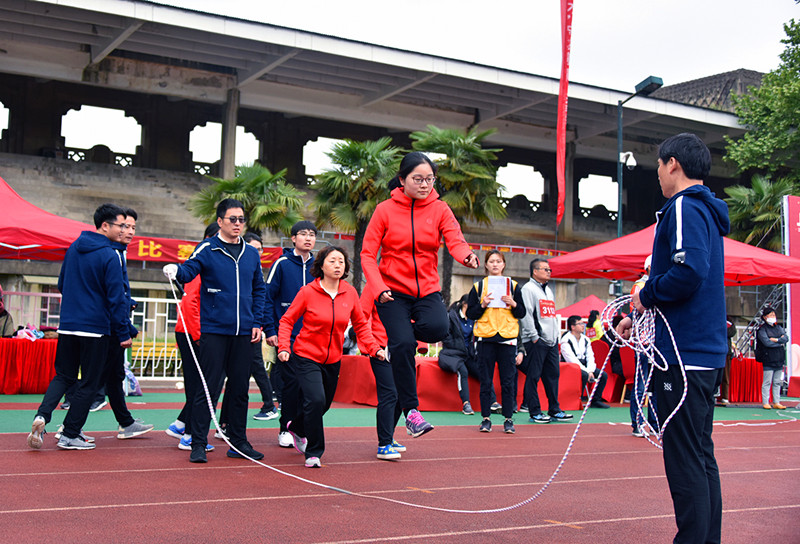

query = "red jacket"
(358, 284), (387, 351)
(279, 278), (380, 365)
(175, 276), (201, 342)
(361, 188), (473, 300)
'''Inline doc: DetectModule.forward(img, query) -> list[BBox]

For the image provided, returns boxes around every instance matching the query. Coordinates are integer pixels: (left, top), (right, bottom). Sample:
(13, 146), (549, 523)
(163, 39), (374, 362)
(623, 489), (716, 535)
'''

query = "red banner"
(784, 195), (800, 379)
(127, 235), (283, 269)
(555, 0), (573, 227)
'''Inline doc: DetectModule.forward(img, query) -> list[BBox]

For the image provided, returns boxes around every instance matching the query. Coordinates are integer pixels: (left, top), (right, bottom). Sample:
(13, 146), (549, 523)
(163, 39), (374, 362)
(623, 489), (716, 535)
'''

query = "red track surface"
(2, 422), (798, 543)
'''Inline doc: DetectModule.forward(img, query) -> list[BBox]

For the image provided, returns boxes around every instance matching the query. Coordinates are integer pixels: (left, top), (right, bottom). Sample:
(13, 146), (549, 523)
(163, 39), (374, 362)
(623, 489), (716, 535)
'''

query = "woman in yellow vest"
(466, 250), (526, 434)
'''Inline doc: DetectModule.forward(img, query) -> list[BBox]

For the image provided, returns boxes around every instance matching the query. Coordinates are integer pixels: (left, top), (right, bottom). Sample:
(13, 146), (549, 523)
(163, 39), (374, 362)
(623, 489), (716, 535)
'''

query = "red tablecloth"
(0, 338), (58, 394)
(729, 356), (762, 403)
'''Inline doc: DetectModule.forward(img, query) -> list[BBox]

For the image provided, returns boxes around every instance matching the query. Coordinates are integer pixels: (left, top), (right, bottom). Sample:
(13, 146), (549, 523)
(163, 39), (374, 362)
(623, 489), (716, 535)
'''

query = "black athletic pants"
(477, 342), (516, 419)
(522, 340), (562, 416)
(175, 333), (202, 436)
(290, 354), (340, 459)
(654, 365), (723, 544)
(375, 291), (448, 415)
(370, 355), (403, 447)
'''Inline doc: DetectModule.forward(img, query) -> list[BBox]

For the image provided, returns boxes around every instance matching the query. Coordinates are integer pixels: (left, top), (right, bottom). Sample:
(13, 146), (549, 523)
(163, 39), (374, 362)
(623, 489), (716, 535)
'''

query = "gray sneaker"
(54, 424), (95, 443)
(117, 420), (154, 439)
(57, 435), (96, 450)
(27, 416), (46, 449)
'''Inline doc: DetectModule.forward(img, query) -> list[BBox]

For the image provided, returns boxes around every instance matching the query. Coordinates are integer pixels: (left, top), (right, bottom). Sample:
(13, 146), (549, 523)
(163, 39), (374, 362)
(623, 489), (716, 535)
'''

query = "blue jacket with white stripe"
(639, 184), (730, 368)
(175, 234), (266, 336)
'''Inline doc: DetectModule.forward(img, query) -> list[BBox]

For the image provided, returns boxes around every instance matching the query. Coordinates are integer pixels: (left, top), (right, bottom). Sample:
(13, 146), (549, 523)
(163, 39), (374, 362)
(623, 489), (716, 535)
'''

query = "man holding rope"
(618, 133), (729, 543)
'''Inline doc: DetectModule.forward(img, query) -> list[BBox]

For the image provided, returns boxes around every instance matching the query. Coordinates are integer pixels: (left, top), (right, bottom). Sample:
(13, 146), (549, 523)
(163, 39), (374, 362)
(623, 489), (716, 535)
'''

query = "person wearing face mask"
(755, 306), (788, 410)
(0, 284), (15, 338)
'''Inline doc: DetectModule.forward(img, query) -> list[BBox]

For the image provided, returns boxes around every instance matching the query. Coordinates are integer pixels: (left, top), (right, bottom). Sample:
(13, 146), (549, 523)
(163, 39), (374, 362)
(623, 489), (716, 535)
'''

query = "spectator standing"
(717, 317), (736, 405)
(560, 315), (609, 408)
(0, 284), (15, 337)
(163, 198), (266, 464)
(361, 151), (479, 438)
(620, 133), (729, 542)
(519, 258), (573, 424)
(755, 306), (788, 410)
(277, 246), (385, 468)
(466, 250), (526, 434)
(263, 220), (317, 449)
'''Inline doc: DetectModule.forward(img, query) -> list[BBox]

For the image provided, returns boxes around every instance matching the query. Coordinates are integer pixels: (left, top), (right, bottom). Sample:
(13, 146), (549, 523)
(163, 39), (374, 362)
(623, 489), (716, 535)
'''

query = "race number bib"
(539, 299), (556, 318)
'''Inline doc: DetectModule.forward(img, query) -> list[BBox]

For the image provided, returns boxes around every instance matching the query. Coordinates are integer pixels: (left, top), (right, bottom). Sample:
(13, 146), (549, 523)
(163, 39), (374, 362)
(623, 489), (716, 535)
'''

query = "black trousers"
(290, 354), (340, 459)
(654, 365), (723, 544)
(278, 353), (302, 434)
(376, 291), (448, 414)
(190, 333), (252, 449)
(477, 342), (516, 418)
(36, 334), (110, 439)
(220, 342), (275, 426)
(522, 340), (562, 416)
(175, 333), (201, 436)
(103, 337), (135, 428)
(581, 368), (607, 402)
(370, 355), (403, 447)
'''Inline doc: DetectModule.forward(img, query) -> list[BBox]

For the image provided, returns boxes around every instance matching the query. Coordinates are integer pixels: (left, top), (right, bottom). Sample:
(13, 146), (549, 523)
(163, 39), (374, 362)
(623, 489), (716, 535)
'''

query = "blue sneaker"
(178, 435), (214, 452)
(391, 439), (406, 452)
(165, 422), (185, 439)
(405, 409), (434, 437)
(550, 411), (574, 421)
(377, 444), (401, 460)
(253, 409), (279, 421)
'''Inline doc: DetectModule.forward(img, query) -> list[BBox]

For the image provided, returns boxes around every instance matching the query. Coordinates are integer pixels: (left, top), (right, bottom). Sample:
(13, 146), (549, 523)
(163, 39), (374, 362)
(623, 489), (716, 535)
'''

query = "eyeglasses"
(109, 222), (131, 230)
(294, 230), (316, 237)
(536, 267), (552, 273)
(223, 216), (246, 224)
(408, 175), (436, 186)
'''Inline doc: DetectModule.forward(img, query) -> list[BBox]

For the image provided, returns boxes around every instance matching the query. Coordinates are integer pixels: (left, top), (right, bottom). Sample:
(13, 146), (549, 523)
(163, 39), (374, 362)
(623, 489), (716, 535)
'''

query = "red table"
(0, 338), (58, 394)
(729, 356), (762, 403)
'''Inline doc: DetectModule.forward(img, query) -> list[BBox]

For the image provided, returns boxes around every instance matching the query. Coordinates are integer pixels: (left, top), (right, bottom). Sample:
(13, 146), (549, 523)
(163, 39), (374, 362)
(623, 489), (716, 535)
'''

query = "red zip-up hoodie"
(279, 278), (381, 364)
(361, 188), (473, 300)
(358, 284), (388, 352)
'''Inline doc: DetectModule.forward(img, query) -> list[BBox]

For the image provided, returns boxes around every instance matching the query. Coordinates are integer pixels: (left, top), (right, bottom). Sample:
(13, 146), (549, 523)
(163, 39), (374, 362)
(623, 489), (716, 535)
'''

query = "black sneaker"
(227, 442), (264, 460)
(504, 419), (515, 434)
(190, 444), (207, 463)
(462, 401), (474, 415)
(479, 419), (492, 432)
(590, 400), (610, 409)
(550, 411), (574, 421)
(490, 402), (502, 414)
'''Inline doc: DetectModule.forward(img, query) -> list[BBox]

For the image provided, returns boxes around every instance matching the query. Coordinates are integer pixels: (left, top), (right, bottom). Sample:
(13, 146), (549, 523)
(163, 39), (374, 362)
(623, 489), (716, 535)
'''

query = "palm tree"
(724, 174), (797, 251)
(190, 162), (306, 236)
(312, 137), (402, 293)
(410, 125), (507, 304)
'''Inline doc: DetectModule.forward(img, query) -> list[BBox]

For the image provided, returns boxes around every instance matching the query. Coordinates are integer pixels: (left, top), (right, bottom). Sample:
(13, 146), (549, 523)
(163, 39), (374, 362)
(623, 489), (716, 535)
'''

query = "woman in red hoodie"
(278, 246), (385, 468)
(361, 151), (479, 438)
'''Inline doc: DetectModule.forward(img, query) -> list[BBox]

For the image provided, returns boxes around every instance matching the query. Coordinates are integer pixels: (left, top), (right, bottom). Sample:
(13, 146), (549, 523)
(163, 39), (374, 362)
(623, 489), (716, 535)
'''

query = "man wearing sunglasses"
(163, 198), (266, 463)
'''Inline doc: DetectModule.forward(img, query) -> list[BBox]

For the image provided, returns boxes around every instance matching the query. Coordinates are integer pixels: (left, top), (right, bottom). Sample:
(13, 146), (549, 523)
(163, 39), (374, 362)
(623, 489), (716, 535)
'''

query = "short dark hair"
(243, 232), (262, 244)
(657, 133), (711, 180)
(761, 305), (777, 318)
(93, 203), (126, 228)
(291, 220), (317, 236)
(388, 151), (438, 191)
(310, 246), (350, 279)
(203, 223), (220, 239)
(216, 198), (245, 219)
(567, 315), (582, 329)
(530, 258), (549, 277)
(124, 208), (138, 221)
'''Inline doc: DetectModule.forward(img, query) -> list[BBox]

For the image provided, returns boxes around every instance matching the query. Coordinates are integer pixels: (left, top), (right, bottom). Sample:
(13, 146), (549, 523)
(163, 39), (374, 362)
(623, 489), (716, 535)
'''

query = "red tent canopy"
(0, 176), (93, 260)
(550, 224), (800, 286)
(557, 294), (608, 317)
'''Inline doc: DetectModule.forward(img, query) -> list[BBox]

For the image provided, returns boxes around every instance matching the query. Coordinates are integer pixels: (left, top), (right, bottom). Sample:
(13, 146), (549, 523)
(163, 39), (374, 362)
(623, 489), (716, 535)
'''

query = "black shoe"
(503, 419), (515, 434)
(591, 400), (610, 409)
(60, 401), (70, 410)
(479, 419), (492, 433)
(190, 444), (207, 463)
(227, 442), (264, 460)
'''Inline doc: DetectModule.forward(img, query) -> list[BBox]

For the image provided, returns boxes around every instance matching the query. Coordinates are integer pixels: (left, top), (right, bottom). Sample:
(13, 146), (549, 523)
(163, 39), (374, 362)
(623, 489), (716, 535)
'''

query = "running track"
(2, 418), (798, 543)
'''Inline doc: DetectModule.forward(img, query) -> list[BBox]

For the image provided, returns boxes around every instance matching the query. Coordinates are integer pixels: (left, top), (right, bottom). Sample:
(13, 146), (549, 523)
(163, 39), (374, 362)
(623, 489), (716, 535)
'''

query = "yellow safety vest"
(472, 278), (520, 340)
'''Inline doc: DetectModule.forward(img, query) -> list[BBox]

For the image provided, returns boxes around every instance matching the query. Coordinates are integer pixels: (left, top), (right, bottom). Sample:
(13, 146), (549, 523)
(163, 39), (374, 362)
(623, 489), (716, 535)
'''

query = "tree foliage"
(725, 19), (800, 183)
(190, 163), (306, 235)
(312, 137), (402, 292)
(724, 175), (795, 250)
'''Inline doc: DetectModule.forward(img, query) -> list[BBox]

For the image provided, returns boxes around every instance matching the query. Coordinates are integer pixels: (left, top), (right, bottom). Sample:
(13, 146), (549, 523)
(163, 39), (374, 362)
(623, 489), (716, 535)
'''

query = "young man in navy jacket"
(620, 133), (729, 543)
(164, 199), (266, 463)
(28, 204), (134, 450)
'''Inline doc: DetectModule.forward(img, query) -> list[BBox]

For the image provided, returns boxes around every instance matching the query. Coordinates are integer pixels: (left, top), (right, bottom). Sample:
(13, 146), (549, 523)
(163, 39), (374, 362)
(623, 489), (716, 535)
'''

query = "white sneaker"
(278, 431), (293, 448)
(305, 456), (321, 468)
(27, 416), (46, 449)
(54, 424), (94, 443)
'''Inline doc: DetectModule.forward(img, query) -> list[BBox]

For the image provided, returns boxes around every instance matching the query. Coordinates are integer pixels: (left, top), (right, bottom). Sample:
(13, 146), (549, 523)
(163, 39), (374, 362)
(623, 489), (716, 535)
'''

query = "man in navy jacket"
(621, 133), (729, 543)
(164, 198), (266, 463)
(28, 203), (133, 451)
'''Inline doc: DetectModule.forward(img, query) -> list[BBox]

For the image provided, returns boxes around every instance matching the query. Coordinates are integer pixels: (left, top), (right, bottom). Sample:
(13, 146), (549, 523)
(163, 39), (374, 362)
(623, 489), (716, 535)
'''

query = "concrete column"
(131, 97), (197, 172)
(220, 88), (240, 179)
(253, 113), (307, 185)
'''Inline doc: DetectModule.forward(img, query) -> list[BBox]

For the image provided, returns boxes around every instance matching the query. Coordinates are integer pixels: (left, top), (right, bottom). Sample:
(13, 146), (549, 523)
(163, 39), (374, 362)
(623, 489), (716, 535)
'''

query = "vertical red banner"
(555, 0), (573, 227)
(783, 195), (800, 379)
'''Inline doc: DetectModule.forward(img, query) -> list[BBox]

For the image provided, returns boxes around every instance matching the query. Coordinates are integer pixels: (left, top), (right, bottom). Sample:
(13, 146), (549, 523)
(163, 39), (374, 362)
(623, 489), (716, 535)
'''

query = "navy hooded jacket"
(112, 241), (139, 339)
(57, 231), (131, 341)
(639, 184), (730, 368)
(175, 234), (266, 336)
(263, 247), (314, 339)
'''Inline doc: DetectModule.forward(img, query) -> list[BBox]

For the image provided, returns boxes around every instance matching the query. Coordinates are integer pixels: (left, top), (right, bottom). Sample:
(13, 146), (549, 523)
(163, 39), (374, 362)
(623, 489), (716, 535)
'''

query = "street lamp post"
(616, 75), (663, 239)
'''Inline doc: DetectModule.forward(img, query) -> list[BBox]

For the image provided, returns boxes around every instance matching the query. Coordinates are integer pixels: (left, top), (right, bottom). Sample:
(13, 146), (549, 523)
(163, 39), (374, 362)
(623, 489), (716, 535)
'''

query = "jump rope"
(168, 278), (688, 514)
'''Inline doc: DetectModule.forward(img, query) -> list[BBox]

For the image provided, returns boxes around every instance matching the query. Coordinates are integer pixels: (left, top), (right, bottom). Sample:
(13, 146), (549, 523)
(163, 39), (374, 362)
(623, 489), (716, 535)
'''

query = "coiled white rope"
(167, 279), (683, 513)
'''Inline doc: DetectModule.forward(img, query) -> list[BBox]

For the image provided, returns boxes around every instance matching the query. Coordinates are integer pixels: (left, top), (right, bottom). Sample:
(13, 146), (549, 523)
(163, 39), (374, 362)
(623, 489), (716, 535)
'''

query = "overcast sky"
(156, 0), (797, 90)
